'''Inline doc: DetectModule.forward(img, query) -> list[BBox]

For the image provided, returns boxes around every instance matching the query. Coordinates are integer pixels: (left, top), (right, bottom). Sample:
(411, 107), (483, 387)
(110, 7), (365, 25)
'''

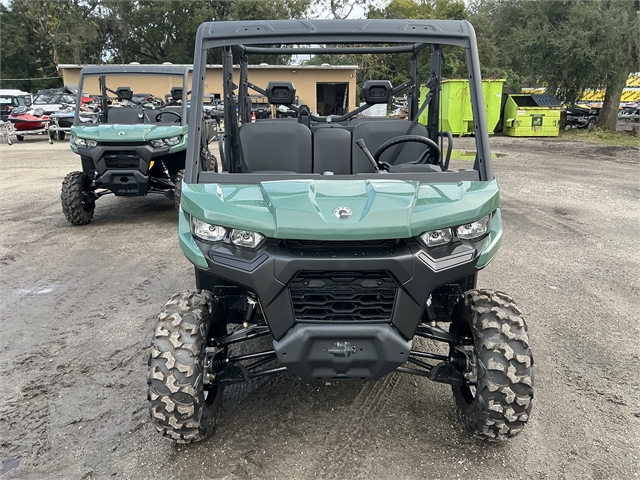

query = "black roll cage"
(73, 65), (191, 126)
(185, 19), (493, 183)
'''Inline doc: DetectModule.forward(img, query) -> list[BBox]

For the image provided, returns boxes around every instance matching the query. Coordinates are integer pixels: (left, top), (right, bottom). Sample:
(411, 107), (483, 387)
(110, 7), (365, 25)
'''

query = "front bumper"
(189, 225), (497, 341)
(73, 143), (184, 196)
(185, 209), (502, 381)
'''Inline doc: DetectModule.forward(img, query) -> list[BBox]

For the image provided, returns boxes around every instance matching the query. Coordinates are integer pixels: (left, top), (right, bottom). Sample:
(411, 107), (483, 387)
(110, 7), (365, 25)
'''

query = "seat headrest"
(116, 87), (133, 101)
(266, 82), (296, 105)
(170, 87), (183, 101)
(362, 80), (393, 104)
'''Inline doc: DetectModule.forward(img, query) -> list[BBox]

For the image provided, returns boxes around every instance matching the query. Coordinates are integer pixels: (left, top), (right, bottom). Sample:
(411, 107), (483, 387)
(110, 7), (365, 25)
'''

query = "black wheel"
(174, 169), (184, 212)
(61, 171), (95, 225)
(58, 131), (66, 141)
(16, 135), (24, 141)
(587, 117), (597, 131)
(49, 130), (56, 140)
(148, 290), (224, 443)
(200, 145), (218, 172)
(449, 289), (534, 440)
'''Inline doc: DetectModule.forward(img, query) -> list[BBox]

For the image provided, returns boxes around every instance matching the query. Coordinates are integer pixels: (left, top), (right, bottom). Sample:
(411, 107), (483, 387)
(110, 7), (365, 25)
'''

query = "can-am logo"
(333, 206), (352, 220)
(118, 131), (125, 136)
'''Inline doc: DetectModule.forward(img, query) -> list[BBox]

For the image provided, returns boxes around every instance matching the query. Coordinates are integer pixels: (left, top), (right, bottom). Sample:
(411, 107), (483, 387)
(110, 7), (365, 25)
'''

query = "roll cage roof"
(185, 19), (492, 182)
(78, 65), (190, 76)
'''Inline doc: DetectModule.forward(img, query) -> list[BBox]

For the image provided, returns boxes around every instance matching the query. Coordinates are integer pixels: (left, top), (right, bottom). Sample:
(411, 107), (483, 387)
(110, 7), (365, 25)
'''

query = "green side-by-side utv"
(148, 19), (534, 443)
(61, 65), (215, 225)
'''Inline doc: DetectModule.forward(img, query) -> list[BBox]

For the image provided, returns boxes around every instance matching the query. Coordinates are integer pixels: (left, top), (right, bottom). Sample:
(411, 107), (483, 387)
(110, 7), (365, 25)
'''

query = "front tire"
(450, 289), (534, 440)
(61, 171), (95, 225)
(200, 145), (218, 172)
(16, 135), (24, 141)
(148, 290), (224, 443)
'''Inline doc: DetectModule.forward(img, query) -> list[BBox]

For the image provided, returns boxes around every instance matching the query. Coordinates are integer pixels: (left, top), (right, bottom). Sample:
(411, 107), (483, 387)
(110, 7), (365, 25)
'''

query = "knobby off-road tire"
(61, 171), (95, 225)
(200, 145), (218, 172)
(174, 169), (184, 212)
(450, 289), (534, 440)
(148, 290), (224, 443)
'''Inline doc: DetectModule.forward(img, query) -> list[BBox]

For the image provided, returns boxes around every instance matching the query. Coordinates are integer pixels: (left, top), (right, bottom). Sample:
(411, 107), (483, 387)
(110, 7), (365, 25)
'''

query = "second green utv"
(61, 65), (215, 225)
(147, 19), (534, 444)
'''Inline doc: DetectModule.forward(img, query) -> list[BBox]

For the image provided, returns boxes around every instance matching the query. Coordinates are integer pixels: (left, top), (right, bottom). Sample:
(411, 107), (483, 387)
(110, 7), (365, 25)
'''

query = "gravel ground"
(0, 133), (639, 479)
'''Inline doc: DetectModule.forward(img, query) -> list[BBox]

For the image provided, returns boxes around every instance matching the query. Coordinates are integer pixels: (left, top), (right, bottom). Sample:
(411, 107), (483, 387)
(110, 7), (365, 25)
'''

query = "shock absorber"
(160, 159), (171, 179)
(449, 350), (468, 371)
(243, 294), (258, 327)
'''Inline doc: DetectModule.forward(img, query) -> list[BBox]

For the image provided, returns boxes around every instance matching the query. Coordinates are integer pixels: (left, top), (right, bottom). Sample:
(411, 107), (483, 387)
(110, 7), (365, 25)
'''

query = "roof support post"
(409, 51), (419, 121)
(425, 45), (441, 144)
(239, 53), (250, 124)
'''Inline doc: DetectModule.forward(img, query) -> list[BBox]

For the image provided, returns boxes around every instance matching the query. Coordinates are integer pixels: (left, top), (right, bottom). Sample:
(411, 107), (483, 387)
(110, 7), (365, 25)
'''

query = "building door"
(316, 83), (348, 116)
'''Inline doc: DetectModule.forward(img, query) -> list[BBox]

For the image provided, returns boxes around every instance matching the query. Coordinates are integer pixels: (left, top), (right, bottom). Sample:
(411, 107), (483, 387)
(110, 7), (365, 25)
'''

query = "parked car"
(0, 89), (31, 121)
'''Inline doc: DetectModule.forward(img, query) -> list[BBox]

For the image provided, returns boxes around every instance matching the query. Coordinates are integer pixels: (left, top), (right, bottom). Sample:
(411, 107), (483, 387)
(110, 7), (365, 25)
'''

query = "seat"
(239, 121), (312, 173)
(107, 107), (142, 124)
(351, 120), (431, 173)
(313, 127), (351, 174)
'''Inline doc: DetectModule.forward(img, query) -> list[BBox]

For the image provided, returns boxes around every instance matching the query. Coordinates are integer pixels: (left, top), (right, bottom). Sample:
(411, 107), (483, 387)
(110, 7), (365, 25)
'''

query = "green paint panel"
(178, 208), (208, 268)
(180, 179), (500, 241)
(419, 79), (505, 136)
(476, 208), (502, 268)
(70, 124), (187, 143)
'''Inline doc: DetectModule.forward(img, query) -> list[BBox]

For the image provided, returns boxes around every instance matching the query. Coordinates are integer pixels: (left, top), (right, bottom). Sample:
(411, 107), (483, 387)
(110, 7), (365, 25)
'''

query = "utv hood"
(70, 124), (185, 142)
(181, 179), (500, 240)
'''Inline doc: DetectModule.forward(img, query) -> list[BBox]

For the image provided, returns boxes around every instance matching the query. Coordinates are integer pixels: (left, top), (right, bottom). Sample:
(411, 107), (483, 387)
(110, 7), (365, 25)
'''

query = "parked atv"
(61, 65), (215, 225)
(148, 19), (534, 444)
(565, 105), (598, 130)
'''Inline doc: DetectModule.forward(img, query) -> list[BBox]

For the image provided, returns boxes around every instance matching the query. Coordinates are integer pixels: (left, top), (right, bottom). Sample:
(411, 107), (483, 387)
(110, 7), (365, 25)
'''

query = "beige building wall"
(59, 65), (357, 114)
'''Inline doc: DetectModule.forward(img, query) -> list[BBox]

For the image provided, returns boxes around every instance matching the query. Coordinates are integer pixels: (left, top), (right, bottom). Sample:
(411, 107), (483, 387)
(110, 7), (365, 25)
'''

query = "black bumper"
(195, 238), (486, 341)
(74, 144), (177, 196)
(274, 323), (411, 381)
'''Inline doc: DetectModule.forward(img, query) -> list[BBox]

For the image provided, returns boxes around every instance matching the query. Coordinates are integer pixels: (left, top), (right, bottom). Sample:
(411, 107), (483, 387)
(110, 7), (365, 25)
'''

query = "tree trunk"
(599, 70), (628, 131)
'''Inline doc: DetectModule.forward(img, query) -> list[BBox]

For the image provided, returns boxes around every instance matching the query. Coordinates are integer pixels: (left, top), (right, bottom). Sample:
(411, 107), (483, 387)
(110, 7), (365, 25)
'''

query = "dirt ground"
(0, 133), (639, 480)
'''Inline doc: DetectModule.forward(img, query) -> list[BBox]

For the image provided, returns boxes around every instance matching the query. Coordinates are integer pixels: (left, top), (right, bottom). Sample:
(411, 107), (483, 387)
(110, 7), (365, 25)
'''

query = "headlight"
(191, 217), (226, 242)
(419, 228), (452, 247)
(230, 229), (265, 249)
(149, 136), (182, 148)
(456, 215), (490, 240)
(165, 135), (181, 146)
(73, 137), (97, 148)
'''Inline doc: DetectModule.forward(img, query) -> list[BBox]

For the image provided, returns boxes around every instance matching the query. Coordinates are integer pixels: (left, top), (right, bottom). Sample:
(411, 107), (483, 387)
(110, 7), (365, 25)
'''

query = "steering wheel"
(155, 111), (182, 123)
(373, 134), (441, 166)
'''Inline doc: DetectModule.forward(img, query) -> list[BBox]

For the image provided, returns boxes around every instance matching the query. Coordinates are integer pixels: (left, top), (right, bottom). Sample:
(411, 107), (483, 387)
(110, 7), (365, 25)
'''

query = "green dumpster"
(419, 79), (504, 136)
(502, 94), (561, 137)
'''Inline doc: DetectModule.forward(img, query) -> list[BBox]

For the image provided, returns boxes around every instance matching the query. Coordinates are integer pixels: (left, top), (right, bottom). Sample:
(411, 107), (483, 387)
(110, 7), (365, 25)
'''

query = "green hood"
(181, 179), (500, 240)
(70, 124), (186, 142)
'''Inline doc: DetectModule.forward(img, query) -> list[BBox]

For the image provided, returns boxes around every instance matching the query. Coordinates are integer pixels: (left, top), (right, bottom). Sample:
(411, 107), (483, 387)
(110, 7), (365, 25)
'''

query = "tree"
(481, 0), (639, 130)
(1, 0), (108, 91)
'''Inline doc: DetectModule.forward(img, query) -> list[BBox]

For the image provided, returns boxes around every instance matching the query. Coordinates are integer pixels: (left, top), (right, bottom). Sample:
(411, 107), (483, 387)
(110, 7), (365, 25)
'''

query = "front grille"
(103, 151), (141, 169)
(289, 270), (397, 322)
(281, 239), (400, 250)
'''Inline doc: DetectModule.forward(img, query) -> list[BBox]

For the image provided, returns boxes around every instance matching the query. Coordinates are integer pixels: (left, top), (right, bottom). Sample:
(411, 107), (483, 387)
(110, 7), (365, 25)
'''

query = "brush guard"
(204, 320), (473, 387)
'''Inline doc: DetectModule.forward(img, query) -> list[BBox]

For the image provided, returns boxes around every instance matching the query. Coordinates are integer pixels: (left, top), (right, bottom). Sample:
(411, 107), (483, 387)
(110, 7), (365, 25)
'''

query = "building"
(57, 64), (358, 115)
